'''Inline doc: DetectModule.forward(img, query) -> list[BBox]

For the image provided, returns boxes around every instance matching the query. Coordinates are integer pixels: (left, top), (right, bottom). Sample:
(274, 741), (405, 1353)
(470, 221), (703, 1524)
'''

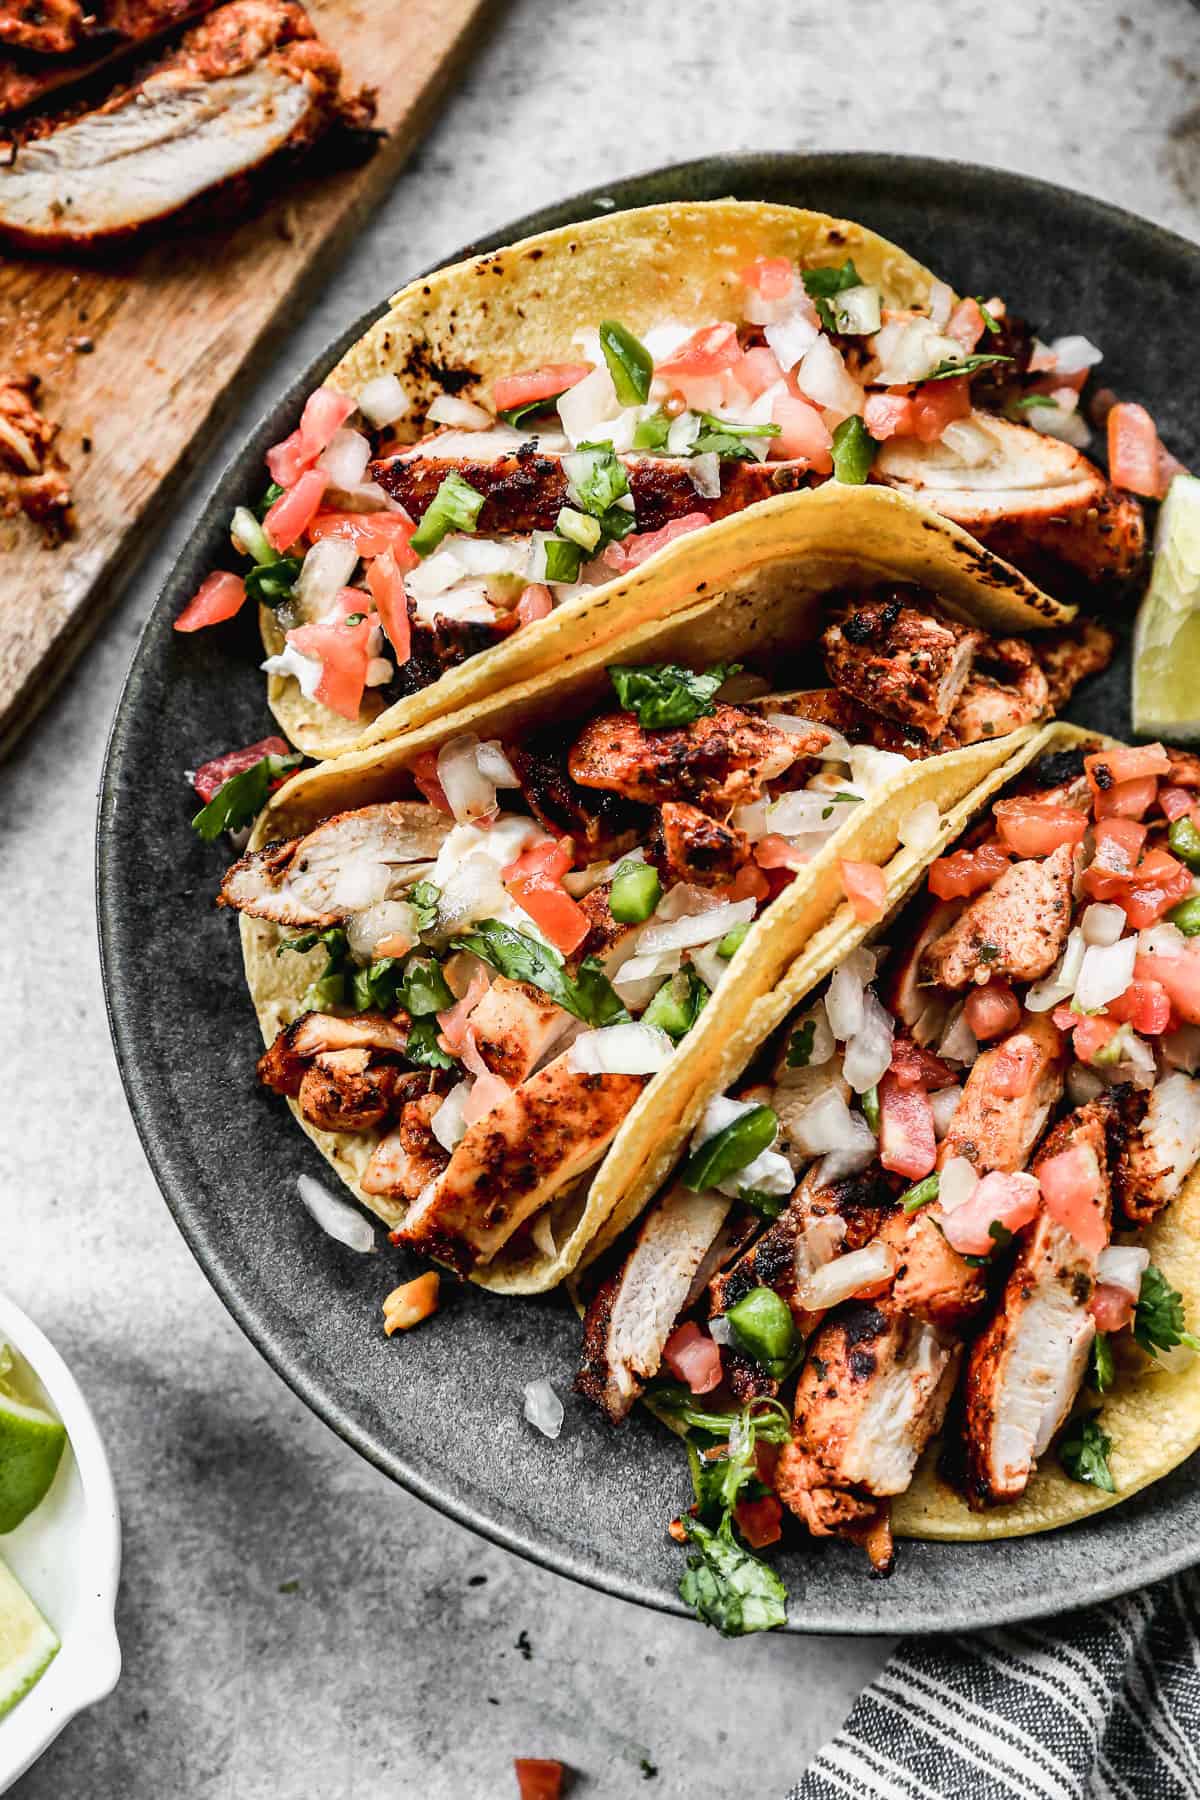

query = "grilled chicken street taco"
(174, 198), (1142, 760)
(574, 724), (1200, 1625)
(214, 501), (1109, 1294)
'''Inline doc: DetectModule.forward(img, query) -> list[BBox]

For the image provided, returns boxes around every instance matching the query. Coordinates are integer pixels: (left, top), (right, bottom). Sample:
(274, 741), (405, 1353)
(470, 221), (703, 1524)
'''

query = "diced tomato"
(909, 376), (971, 443)
(436, 967), (490, 1055)
(191, 735), (292, 802)
(264, 468), (329, 552)
(863, 392), (917, 441)
(722, 860), (771, 903)
(1119, 850), (1192, 928)
(410, 748), (452, 813)
(308, 511), (419, 566)
(946, 298), (986, 351)
(1081, 818), (1148, 901)
(492, 362), (591, 414)
(516, 582), (554, 626)
(655, 322), (742, 379)
(1086, 744), (1170, 798)
(964, 980), (1022, 1042)
(887, 1036), (954, 1090)
(992, 798), (1089, 858)
(1054, 1007), (1121, 1064)
(1108, 401), (1168, 498)
(1159, 786), (1196, 824)
(602, 512), (710, 573)
(878, 1072), (937, 1180)
(1090, 1283), (1136, 1333)
(663, 1321), (723, 1394)
(753, 834), (808, 872)
(265, 429), (312, 490)
(514, 1759), (564, 1800)
(365, 550), (411, 665)
(265, 387), (354, 488)
(941, 1170), (1042, 1256)
(503, 837), (590, 956)
(735, 1493), (783, 1549)
(991, 1030), (1053, 1098)
(742, 256), (794, 300)
(1108, 977), (1173, 1036)
(287, 590), (374, 720)
(733, 345), (785, 399)
(840, 859), (887, 922)
(174, 570), (247, 632)
(769, 391), (833, 470)
(1137, 951), (1200, 1026)
(1094, 774), (1159, 821)
(928, 840), (1010, 900)
(1037, 1142), (1107, 1256)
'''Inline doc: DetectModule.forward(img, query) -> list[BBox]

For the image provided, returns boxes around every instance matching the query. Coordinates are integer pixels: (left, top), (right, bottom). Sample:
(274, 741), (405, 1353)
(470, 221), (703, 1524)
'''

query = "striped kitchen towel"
(789, 1570), (1200, 1800)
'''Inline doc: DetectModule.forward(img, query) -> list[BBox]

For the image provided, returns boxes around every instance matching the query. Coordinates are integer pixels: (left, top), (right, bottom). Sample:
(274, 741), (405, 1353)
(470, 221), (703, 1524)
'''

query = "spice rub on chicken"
(1, 0), (214, 112)
(568, 706), (817, 810)
(219, 801), (450, 928)
(821, 595), (984, 740)
(0, 372), (71, 542)
(920, 843), (1077, 990)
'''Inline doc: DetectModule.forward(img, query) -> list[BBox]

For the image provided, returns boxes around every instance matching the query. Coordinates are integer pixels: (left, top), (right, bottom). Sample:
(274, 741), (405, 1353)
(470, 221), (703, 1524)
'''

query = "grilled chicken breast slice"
(0, 0), (374, 249)
(576, 1184), (732, 1422)
(878, 895), (965, 1047)
(655, 800), (751, 889)
(465, 977), (569, 1087)
(296, 1049), (400, 1133)
(938, 1015), (1066, 1174)
(372, 433), (815, 537)
(568, 705), (819, 810)
(821, 597), (983, 738)
(888, 1208), (988, 1329)
(511, 736), (646, 859)
(219, 801), (449, 927)
(362, 1091), (451, 1202)
(875, 413), (1145, 589)
(775, 1300), (961, 1532)
(1035, 620), (1118, 712)
(920, 842), (1076, 990)
(394, 1053), (646, 1273)
(1112, 1072), (1200, 1225)
(1, 1), (214, 113)
(257, 1010), (410, 1094)
(947, 636), (1050, 744)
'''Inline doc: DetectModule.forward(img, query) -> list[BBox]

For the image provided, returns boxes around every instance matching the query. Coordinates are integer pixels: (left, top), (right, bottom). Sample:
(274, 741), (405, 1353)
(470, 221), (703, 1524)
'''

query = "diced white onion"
(898, 801), (942, 853)
(437, 734), (500, 825)
(688, 451), (722, 499)
(825, 947), (877, 1041)
(427, 394), (494, 430)
(568, 1022), (674, 1076)
(937, 417), (1001, 467)
(794, 335), (863, 419)
(1074, 938), (1137, 1014)
(318, 428), (371, 490)
(557, 365), (618, 446)
(844, 990), (896, 1094)
(791, 1088), (865, 1158)
(708, 1315), (734, 1347)
(296, 538), (359, 616)
(653, 884), (725, 923)
(799, 1241), (896, 1312)
(667, 410), (701, 455)
(937, 1155), (978, 1213)
(1096, 1245), (1149, 1300)
(1139, 923), (1188, 959)
(358, 373), (410, 427)
(636, 898), (756, 956)
(262, 641), (322, 700)
(937, 1000), (978, 1065)
(848, 745), (911, 795)
(689, 943), (729, 993)
(691, 1093), (765, 1153)
(761, 790), (841, 837)
(872, 317), (963, 386)
(831, 285), (882, 335)
(475, 740), (520, 788)
(431, 1082), (472, 1152)
(719, 1146), (794, 1200)
(795, 1215), (847, 1288)
(815, 1125), (879, 1185)
(766, 714), (853, 764)
(1049, 334), (1103, 375)
(929, 1085), (963, 1140)
(296, 1175), (376, 1253)
(776, 1002), (836, 1080)
(346, 900), (420, 961)
(1082, 903), (1126, 948)
(523, 1378), (564, 1440)
(365, 657), (393, 687)
(1029, 400), (1092, 448)
(764, 309), (821, 371)
(928, 280), (954, 329)
(613, 950), (682, 1011)
(742, 278), (810, 328)
(406, 547), (467, 600)
(1026, 927), (1087, 1012)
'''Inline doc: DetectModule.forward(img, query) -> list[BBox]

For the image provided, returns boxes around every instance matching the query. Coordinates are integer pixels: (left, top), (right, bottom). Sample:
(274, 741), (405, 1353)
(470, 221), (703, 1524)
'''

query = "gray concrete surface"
(4, 0), (1200, 1793)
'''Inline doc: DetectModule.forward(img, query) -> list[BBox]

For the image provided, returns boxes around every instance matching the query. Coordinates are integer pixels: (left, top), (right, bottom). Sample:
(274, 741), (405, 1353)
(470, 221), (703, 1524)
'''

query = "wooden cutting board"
(0, 0), (490, 757)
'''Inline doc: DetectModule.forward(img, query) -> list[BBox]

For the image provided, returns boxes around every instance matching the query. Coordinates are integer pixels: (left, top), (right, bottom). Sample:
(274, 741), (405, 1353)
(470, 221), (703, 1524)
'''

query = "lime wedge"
(0, 1349), (67, 1534)
(0, 1557), (58, 1719)
(1133, 473), (1200, 739)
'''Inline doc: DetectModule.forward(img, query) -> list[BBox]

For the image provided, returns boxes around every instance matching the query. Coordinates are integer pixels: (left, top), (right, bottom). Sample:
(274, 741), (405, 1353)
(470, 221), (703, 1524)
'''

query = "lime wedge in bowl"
(0, 1348), (67, 1534)
(1134, 472), (1200, 739)
(0, 1558), (58, 1720)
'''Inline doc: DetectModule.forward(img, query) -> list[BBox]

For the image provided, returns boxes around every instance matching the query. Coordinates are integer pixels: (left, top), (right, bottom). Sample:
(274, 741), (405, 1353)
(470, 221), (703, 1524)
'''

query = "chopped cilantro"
(455, 920), (628, 1025)
(925, 352), (1013, 382)
(1133, 1264), (1200, 1357)
(608, 661), (740, 731)
(801, 259), (863, 332)
(1059, 1410), (1116, 1493)
(191, 750), (302, 841)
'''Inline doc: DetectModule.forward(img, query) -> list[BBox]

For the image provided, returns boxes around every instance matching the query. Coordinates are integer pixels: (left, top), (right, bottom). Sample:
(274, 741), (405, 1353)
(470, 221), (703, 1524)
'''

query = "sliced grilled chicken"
(888, 1208), (988, 1330)
(1112, 1073), (1200, 1226)
(655, 800), (751, 889)
(775, 1300), (961, 1537)
(372, 430), (816, 537)
(257, 1010), (410, 1095)
(0, 372), (71, 542)
(576, 883), (641, 963)
(511, 735), (646, 860)
(948, 636), (1050, 744)
(576, 1183), (732, 1422)
(920, 842), (1076, 989)
(0, 1), (375, 250)
(875, 413), (1145, 590)
(821, 597), (983, 739)
(1035, 620), (1118, 713)
(1, 1), (214, 114)
(962, 1099), (1114, 1506)
(465, 977), (569, 1087)
(296, 1048), (400, 1133)
(394, 1053), (647, 1274)
(938, 1015), (1066, 1174)
(568, 705), (819, 810)
(363, 1090), (450, 1202)
(878, 894), (965, 1046)
(219, 801), (449, 928)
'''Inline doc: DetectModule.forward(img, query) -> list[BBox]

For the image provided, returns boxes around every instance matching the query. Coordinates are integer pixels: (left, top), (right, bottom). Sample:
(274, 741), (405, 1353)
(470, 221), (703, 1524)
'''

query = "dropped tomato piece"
(174, 570), (247, 633)
(928, 840), (1010, 900)
(655, 322), (742, 378)
(602, 512), (710, 573)
(993, 798), (1089, 857)
(514, 1759), (565, 1800)
(735, 1493), (783, 1549)
(1137, 951), (1200, 1025)
(941, 1170), (1042, 1256)
(878, 1072), (937, 1180)
(741, 255), (794, 300)
(1107, 977), (1173, 1036)
(1090, 1283), (1135, 1333)
(863, 392), (917, 441)
(663, 1321), (723, 1394)
(1037, 1142), (1107, 1256)
(516, 582), (554, 626)
(909, 376), (971, 443)
(309, 511), (419, 565)
(410, 748), (452, 813)
(1107, 401), (1167, 498)
(964, 980), (1022, 1041)
(264, 467), (329, 552)
(946, 298), (986, 350)
(493, 362), (591, 413)
(1094, 774), (1159, 821)
(840, 858), (888, 922)
(191, 735), (291, 802)
(733, 344), (785, 399)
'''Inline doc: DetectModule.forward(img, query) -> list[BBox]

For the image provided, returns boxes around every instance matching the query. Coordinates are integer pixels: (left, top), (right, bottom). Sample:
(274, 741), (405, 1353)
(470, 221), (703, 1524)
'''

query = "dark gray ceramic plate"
(99, 154), (1200, 1634)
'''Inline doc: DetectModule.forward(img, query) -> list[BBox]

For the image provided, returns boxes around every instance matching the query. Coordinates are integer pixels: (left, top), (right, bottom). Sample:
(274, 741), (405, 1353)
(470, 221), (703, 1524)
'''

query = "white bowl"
(0, 1294), (121, 1794)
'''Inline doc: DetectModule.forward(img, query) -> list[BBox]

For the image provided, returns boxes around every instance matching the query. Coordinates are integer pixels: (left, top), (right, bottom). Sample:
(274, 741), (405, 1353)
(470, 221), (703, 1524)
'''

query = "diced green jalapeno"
(861, 1084), (881, 1134)
(599, 319), (654, 405)
(409, 472), (485, 556)
(643, 969), (707, 1041)
(900, 1172), (940, 1213)
(830, 415), (875, 485)
(609, 860), (661, 923)
(556, 506), (603, 552)
(682, 1105), (778, 1192)
(717, 920), (750, 960)
(1169, 817), (1200, 872)
(725, 1286), (797, 1372)
(1168, 895), (1200, 936)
